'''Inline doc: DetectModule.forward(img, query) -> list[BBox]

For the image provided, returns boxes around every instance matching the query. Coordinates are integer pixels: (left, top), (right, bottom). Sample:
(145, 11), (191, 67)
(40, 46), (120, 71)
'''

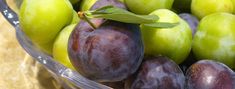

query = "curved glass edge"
(0, 0), (111, 89)
(0, 0), (19, 27)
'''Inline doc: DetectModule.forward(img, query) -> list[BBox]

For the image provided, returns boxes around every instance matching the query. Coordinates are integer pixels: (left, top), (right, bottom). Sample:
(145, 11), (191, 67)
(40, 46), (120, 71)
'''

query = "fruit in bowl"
(192, 12), (235, 69)
(17, 0), (174, 83)
(13, 0), (235, 88)
(19, 0), (73, 54)
(140, 9), (192, 64)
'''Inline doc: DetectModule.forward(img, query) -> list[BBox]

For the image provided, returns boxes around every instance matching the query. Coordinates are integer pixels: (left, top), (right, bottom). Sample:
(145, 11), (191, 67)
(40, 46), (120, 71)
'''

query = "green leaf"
(89, 6), (159, 24)
(81, 5), (178, 29)
(143, 22), (179, 28)
(94, 5), (114, 12)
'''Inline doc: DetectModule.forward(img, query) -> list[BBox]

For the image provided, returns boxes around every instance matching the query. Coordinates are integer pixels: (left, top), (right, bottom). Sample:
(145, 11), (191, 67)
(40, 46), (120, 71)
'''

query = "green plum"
(53, 24), (77, 70)
(80, 0), (97, 11)
(19, 0), (73, 54)
(232, 0), (235, 13)
(140, 9), (192, 64)
(191, 0), (233, 19)
(124, 0), (174, 15)
(70, 11), (80, 24)
(192, 12), (235, 69)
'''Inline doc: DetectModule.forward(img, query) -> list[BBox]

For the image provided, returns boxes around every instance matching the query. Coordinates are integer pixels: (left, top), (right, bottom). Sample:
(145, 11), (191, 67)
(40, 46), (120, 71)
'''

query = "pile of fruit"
(19, 0), (235, 89)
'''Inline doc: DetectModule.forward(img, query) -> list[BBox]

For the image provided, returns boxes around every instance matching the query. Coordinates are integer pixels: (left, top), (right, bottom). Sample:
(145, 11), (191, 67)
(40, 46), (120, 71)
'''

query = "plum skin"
(186, 60), (235, 89)
(141, 9), (192, 64)
(131, 56), (185, 89)
(68, 19), (144, 82)
(68, 0), (143, 82)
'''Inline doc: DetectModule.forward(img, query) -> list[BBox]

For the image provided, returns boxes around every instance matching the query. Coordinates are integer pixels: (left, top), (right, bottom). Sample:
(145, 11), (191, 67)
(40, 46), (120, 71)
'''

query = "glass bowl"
(0, 0), (111, 89)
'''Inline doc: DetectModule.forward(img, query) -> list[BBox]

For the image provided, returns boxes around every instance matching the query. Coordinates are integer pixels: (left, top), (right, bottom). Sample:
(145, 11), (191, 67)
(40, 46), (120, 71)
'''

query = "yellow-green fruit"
(140, 9), (192, 64)
(191, 0), (233, 19)
(192, 12), (235, 69)
(70, 11), (80, 24)
(19, 0), (73, 54)
(80, 0), (97, 11)
(53, 24), (76, 70)
(232, 0), (235, 13)
(124, 0), (174, 15)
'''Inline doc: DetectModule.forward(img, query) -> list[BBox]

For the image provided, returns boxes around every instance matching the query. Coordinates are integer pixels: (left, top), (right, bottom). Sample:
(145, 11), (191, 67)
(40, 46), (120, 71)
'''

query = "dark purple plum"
(179, 13), (199, 36)
(186, 60), (235, 89)
(68, 20), (143, 82)
(131, 56), (185, 89)
(68, 0), (143, 82)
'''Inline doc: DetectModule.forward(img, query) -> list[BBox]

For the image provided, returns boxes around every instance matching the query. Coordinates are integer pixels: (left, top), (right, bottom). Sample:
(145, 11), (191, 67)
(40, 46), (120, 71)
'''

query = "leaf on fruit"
(94, 5), (114, 13)
(90, 6), (159, 24)
(82, 6), (178, 28)
(143, 22), (179, 28)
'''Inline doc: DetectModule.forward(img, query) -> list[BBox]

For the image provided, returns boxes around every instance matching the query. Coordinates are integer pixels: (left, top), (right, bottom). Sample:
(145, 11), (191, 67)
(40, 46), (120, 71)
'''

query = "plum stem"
(78, 12), (97, 29)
